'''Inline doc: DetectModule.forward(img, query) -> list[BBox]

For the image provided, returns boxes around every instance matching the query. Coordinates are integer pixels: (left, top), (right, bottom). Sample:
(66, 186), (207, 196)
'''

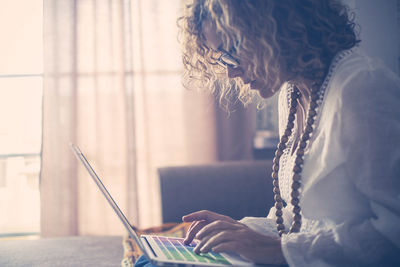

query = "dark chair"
(158, 160), (274, 223)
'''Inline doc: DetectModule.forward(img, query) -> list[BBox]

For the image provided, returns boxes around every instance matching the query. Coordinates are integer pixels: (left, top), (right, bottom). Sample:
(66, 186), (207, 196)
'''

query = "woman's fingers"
(198, 229), (242, 254)
(193, 228), (221, 254)
(182, 210), (239, 247)
(183, 220), (207, 245)
(182, 210), (225, 223)
(182, 210), (236, 245)
(187, 219), (199, 233)
(184, 219), (235, 245)
(196, 220), (242, 240)
(193, 221), (244, 254)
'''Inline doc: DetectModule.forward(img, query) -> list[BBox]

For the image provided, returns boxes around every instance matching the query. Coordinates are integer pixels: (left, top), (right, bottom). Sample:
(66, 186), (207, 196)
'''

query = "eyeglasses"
(216, 49), (240, 69)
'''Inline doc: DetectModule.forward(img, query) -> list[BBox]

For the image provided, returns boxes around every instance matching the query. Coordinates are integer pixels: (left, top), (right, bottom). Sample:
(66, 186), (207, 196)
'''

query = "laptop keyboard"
(152, 236), (231, 265)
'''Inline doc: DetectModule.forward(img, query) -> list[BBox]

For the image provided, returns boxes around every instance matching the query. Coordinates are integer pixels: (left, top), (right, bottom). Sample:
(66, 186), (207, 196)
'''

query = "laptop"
(70, 144), (255, 266)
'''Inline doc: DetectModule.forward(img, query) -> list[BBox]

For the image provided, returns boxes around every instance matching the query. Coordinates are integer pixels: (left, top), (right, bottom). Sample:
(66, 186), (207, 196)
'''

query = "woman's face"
(202, 21), (277, 99)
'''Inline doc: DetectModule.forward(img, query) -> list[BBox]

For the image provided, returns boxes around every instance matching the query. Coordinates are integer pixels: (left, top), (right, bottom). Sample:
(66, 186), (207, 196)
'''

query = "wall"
(352, 0), (399, 74)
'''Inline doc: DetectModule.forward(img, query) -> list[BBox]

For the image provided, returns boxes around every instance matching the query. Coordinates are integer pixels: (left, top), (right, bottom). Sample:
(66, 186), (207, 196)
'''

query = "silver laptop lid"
(70, 143), (149, 258)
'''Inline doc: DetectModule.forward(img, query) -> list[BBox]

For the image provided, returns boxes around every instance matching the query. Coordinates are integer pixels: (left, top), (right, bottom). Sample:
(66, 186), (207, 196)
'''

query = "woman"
(136, 0), (400, 266)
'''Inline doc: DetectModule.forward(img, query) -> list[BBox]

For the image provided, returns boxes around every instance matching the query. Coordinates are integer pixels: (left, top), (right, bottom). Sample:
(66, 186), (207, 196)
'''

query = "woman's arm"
(281, 60), (400, 266)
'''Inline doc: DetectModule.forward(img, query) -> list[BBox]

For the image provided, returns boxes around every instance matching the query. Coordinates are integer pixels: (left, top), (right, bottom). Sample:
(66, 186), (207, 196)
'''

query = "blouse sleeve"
(281, 61), (400, 266)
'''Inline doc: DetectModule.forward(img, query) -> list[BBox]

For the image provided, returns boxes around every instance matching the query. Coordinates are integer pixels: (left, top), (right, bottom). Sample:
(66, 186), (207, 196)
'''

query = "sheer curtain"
(40, 0), (256, 237)
(41, 0), (218, 236)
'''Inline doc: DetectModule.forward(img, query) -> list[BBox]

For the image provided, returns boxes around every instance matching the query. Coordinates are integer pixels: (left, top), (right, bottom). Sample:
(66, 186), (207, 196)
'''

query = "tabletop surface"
(0, 235), (124, 267)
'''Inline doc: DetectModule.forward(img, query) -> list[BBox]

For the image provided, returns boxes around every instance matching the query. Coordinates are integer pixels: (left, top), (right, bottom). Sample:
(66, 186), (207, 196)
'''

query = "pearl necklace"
(271, 48), (354, 236)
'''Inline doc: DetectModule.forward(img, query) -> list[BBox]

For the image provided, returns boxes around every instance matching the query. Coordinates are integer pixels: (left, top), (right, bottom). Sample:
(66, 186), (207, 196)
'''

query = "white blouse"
(241, 48), (400, 266)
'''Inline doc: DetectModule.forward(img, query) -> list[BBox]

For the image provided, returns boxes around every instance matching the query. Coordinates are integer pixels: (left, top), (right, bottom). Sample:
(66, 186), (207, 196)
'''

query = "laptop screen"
(70, 143), (149, 258)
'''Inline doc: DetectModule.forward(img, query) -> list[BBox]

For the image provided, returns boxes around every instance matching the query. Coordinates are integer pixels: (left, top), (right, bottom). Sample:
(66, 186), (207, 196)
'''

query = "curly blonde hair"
(178, 0), (359, 108)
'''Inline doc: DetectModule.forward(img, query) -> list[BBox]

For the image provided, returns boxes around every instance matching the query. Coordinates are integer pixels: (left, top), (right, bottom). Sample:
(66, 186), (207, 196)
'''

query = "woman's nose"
(226, 65), (244, 79)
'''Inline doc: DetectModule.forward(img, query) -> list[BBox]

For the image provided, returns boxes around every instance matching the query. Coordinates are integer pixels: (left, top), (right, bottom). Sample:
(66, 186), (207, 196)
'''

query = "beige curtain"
(40, 0), (220, 237)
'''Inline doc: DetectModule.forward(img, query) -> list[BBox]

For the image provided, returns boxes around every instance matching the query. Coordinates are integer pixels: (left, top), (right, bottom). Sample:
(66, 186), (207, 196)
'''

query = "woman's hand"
(182, 210), (287, 265)
(183, 210), (238, 246)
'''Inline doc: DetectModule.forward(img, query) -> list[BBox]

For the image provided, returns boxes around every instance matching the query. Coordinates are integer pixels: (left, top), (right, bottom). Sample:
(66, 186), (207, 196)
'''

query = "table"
(0, 236), (123, 267)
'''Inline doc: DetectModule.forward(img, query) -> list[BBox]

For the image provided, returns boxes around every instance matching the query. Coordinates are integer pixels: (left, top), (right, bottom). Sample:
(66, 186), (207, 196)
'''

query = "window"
(0, 0), (43, 237)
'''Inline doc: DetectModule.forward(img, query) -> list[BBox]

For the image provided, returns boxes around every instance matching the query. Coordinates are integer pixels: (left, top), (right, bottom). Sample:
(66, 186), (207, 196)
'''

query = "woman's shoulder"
(333, 49), (397, 85)
(326, 48), (400, 110)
